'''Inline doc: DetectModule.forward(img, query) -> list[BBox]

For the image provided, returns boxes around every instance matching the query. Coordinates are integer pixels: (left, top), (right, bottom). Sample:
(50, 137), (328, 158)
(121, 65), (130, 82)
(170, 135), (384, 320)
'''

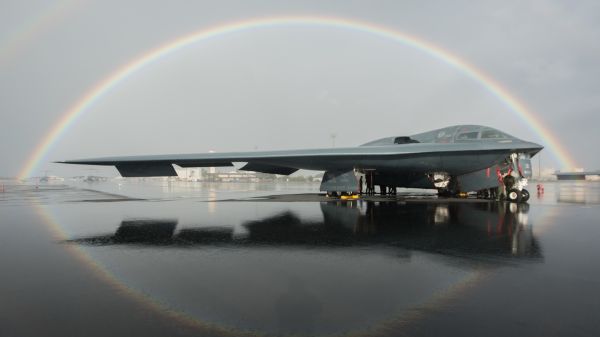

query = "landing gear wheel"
(507, 188), (522, 203)
(521, 189), (530, 202)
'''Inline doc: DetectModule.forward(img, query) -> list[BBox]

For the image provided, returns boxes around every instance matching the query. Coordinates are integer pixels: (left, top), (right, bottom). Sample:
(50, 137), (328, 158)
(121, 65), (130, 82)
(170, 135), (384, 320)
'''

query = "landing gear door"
(320, 170), (359, 193)
(518, 153), (533, 179)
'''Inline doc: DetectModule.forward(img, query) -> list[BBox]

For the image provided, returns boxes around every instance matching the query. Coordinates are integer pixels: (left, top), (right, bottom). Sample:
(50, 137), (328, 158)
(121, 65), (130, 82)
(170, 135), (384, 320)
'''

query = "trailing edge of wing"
(239, 162), (298, 175)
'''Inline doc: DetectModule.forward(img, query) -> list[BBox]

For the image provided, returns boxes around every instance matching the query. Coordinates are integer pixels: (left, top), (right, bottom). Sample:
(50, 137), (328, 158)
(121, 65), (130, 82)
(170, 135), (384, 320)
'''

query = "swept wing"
(58, 141), (542, 177)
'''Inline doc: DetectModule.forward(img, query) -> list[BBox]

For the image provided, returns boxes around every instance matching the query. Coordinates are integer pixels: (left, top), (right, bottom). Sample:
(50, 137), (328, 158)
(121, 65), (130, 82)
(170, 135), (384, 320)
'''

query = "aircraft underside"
(320, 151), (533, 203)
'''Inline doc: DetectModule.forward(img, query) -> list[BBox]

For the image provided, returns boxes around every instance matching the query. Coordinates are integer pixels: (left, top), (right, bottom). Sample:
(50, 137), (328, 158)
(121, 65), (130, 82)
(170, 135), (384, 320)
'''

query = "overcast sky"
(1, 0), (599, 177)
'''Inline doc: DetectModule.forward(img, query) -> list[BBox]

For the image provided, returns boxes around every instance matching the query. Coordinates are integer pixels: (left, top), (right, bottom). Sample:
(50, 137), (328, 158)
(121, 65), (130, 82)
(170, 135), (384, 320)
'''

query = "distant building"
(554, 170), (600, 181)
(173, 166), (276, 182)
(39, 175), (64, 183)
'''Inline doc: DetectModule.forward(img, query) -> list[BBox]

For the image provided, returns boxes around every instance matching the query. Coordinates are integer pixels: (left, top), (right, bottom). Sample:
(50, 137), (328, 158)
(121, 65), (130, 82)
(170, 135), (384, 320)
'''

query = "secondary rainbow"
(0, 0), (82, 67)
(18, 15), (576, 179)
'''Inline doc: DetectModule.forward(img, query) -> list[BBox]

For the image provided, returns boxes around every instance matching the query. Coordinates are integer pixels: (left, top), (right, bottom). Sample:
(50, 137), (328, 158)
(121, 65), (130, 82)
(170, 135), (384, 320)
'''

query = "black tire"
(507, 188), (522, 203)
(521, 189), (530, 202)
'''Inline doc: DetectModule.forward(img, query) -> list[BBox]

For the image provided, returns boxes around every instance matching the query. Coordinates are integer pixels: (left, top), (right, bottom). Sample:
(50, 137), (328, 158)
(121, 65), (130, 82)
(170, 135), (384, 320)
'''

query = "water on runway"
(1, 180), (599, 336)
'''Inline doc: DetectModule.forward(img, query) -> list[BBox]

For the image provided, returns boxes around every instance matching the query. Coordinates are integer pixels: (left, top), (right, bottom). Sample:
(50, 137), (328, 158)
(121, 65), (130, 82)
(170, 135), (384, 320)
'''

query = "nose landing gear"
(500, 153), (530, 203)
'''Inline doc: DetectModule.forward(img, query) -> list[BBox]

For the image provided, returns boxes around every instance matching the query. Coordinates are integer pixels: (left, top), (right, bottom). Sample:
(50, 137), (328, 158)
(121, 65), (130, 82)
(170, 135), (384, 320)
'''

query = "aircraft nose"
(527, 141), (544, 154)
(533, 142), (544, 150)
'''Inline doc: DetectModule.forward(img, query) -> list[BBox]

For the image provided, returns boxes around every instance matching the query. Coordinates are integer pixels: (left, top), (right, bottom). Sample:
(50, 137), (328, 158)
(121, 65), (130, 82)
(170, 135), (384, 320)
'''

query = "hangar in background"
(554, 171), (600, 180)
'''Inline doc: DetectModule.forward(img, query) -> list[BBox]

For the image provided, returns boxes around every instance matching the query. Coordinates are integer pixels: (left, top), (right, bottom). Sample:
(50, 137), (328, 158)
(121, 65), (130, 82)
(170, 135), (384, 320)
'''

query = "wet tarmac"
(1, 180), (599, 337)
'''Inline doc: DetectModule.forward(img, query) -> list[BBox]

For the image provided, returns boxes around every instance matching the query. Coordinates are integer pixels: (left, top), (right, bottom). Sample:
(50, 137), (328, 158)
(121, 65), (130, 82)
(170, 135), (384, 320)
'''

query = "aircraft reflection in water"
(68, 201), (541, 260)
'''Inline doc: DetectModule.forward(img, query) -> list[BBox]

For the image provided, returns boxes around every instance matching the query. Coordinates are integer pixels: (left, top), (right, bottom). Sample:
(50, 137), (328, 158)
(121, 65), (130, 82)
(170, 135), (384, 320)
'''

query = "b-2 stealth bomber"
(59, 125), (543, 202)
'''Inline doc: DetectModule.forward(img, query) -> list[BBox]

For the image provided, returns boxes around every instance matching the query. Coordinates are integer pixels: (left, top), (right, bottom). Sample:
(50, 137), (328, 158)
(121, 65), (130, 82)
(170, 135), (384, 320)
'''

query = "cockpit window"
(456, 131), (479, 140)
(481, 129), (508, 139)
(435, 130), (454, 143)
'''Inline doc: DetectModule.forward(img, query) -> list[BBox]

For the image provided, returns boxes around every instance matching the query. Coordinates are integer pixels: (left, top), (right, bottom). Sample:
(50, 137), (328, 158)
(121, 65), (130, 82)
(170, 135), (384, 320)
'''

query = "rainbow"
(17, 15), (576, 179)
(31, 202), (251, 337)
